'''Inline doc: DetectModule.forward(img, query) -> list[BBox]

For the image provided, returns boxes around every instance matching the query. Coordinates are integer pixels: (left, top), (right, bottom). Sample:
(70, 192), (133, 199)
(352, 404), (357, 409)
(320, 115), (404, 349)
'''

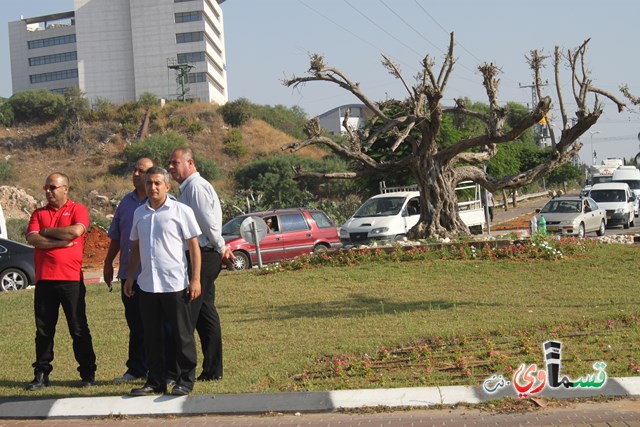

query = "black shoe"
(170, 384), (191, 396)
(26, 372), (50, 391)
(130, 385), (165, 396)
(166, 379), (176, 388)
(80, 378), (94, 388)
(197, 374), (222, 381)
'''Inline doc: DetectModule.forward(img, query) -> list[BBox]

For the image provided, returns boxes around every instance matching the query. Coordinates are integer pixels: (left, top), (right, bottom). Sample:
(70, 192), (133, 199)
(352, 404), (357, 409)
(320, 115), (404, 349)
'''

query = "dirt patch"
(493, 215), (534, 231)
(83, 227), (110, 271)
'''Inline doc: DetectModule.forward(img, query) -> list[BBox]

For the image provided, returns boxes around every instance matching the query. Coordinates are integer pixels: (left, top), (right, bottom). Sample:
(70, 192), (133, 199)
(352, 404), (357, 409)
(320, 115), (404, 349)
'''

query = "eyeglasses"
(43, 184), (67, 192)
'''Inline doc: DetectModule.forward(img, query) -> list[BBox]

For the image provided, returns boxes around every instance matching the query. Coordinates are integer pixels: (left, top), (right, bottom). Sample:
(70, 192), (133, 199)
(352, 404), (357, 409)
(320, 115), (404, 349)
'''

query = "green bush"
(0, 103), (14, 127)
(223, 128), (246, 158)
(124, 132), (188, 165)
(0, 160), (13, 184)
(219, 98), (253, 127)
(138, 92), (159, 107)
(7, 90), (65, 123)
(196, 157), (221, 182)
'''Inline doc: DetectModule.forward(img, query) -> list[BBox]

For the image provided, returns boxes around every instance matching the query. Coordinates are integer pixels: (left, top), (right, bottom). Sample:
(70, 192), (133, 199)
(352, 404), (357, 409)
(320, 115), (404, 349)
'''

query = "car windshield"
(353, 197), (405, 218)
(590, 190), (625, 203)
(591, 176), (612, 185)
(614, 179), (640, 190)
(222, 216), (247, 236)
(540, 200), (581, 214)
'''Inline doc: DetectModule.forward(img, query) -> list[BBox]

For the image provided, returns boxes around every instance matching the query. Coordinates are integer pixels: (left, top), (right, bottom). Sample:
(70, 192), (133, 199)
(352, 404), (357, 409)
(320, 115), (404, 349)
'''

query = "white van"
(339, 182), (485, 245)
(588, 182), (636, 229)
(612, 166), (640, 217)
(0, 203), (6, 239)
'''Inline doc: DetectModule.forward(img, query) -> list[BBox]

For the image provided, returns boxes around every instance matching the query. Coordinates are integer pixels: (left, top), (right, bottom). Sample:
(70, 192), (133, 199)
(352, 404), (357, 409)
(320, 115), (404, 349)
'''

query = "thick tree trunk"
(407, 156), (469, 239)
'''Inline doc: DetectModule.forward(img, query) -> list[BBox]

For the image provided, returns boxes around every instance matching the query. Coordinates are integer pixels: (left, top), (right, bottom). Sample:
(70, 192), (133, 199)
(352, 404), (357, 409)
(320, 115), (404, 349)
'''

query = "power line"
(377, 0), (444, 55)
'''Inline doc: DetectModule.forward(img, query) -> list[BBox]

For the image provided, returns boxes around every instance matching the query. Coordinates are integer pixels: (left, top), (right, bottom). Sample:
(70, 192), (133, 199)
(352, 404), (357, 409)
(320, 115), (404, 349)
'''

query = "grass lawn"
(1, 242), (638, 398)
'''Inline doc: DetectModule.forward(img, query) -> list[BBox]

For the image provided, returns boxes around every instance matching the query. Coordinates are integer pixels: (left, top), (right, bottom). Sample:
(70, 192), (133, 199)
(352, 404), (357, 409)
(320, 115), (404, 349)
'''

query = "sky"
(2, 1), (640, 166)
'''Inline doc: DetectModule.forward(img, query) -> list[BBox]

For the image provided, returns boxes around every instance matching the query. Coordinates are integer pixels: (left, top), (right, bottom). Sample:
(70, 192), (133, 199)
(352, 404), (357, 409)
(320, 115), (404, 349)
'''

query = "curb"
(1, 377), (639, 419)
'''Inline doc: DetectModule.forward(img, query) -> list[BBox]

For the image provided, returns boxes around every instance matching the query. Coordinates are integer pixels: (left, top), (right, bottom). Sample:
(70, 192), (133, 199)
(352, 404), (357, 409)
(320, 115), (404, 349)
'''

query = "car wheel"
(631, 216), (635, 227)
(624, 214), (631, 229)
(577, 223), (585, 238)
(596, 220), (606, 236)
(313, 243), (329, 254)
(0, 268), (29, 291)
(231, 251), (250, 270)
(394, 234), (406, 242)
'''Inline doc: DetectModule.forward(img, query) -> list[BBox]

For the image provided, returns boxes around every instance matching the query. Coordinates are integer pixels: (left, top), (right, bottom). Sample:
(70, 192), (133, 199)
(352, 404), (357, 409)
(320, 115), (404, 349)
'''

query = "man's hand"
(221, 246), (236, 268)
(123, 279), (135, 298)
(103, 263), (114, 292)
(187, 279), (201, 301)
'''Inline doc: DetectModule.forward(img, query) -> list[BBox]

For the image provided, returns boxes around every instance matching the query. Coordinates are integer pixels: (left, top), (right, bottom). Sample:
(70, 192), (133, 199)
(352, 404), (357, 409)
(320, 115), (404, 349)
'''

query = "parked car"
(222, 208), (341, 270)
(536, 196), (606, 238)
(0, 238), (35, 291)
(588, 182), (636, 229)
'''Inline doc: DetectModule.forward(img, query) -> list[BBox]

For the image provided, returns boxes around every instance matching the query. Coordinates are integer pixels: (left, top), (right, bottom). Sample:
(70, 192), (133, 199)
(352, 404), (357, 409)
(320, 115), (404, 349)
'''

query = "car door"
(583, 199), (599, 231)
(249, 215), (285, 265)
(279, 212), (314, 260)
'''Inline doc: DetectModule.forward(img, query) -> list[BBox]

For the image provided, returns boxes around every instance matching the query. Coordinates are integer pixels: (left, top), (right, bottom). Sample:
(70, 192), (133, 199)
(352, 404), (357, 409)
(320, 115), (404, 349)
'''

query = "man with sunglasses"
(25, 173), (97, 390)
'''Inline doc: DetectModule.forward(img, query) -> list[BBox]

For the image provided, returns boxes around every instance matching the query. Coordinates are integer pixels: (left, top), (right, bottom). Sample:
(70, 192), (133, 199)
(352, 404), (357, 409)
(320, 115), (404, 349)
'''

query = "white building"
(8, 0), (228, 105)
(317, 104), (374, 135)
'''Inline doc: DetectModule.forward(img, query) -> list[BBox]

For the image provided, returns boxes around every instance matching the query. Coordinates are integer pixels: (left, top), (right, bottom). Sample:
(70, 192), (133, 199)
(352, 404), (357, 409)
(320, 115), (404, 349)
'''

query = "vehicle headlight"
(339, 228), (348, 237)
(370, 227), (389, 235)
(615, 208), (625, 214)
(560, 219), (579, 226)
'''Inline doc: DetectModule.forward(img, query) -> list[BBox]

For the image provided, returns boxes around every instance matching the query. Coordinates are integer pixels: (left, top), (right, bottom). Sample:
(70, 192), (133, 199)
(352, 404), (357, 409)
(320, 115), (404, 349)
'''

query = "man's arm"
(26, 231), (76, 249)
(103, 239), (120, 291)
(124, 240), (140, 298)
(186, 236), (201, 301)
(41, 224), (86, 241)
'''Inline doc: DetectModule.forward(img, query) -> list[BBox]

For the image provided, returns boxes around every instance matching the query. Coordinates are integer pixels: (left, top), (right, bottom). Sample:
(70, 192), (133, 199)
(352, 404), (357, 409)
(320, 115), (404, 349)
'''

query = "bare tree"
(282, 34), (627, 238)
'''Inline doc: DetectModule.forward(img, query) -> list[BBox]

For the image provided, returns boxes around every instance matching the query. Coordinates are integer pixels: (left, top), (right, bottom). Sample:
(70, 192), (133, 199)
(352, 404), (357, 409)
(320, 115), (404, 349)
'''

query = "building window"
(177, 52), (205, 64)
(30, 68), (78, 84)
(28, 34), (76, 49)
(50, 87), (71, 94)
(29, 51), (77, 66)
(176, 32), (204, 43)
(187, 72), (207, 83)
(174, 0), (196, 2)
(175, 11), (202, 23)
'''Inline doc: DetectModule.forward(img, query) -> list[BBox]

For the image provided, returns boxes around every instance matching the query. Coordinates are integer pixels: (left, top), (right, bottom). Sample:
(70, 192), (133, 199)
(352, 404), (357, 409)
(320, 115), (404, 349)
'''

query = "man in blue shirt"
(103, 157), (154, 382)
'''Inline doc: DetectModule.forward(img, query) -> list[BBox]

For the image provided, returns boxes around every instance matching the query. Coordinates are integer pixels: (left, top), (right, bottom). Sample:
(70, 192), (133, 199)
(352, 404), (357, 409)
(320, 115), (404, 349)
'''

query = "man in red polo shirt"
(25, 172), (97, 390)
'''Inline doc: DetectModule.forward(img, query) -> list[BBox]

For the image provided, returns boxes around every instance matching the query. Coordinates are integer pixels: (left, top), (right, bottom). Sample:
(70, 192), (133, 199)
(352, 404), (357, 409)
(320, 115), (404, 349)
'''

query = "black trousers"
(33, 280), (97, 380)
(119, 280), (147, 377)
(187, 249), (223, 378)
(139, 288), (196, 391)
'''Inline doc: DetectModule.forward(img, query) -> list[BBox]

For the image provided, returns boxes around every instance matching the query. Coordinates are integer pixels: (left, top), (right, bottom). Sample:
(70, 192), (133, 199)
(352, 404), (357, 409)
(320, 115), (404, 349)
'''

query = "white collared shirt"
(130, 197), (201, 293)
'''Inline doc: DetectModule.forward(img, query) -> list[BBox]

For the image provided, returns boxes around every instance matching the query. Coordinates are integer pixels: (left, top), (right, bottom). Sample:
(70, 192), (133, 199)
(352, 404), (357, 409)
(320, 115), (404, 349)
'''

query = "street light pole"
(589, 131), (600, 165)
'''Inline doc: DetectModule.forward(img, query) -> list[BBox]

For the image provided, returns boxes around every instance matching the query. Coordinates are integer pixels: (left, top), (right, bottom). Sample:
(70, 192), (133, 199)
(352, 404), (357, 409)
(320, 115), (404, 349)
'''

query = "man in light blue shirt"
(125, 166), (201, 396)
(168, 147), (233, 381)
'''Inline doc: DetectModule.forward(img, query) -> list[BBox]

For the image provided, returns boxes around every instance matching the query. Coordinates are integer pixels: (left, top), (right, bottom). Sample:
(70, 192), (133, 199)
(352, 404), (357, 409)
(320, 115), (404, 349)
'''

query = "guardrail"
(494, 191), (549, 208)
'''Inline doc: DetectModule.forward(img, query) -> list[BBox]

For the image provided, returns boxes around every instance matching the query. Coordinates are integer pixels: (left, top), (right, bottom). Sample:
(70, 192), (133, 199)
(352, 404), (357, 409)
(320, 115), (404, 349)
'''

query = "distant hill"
(0, 102), (326, 216)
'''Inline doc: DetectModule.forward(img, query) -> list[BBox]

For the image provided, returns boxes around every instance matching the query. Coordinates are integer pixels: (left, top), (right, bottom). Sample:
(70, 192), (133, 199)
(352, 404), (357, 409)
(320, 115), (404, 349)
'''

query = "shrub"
(138, 92), (160, 107)
(7, 90), (65, 123)
(7, 218), (28, 244)
(0, 103), (14, 127)
(124, 132), (188, 165)
(0, 160), (14, 184)
(196, 158), (221, 181)
(219, 98), (253, 127)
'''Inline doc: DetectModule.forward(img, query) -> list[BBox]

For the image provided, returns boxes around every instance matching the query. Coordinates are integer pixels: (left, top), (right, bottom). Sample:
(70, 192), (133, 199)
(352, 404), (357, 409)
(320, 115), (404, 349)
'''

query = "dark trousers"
(187, 249), (223, 378)
(33, 280), (97, 380)
(139, 288), (196, 391)
(120, 279), (147, 377)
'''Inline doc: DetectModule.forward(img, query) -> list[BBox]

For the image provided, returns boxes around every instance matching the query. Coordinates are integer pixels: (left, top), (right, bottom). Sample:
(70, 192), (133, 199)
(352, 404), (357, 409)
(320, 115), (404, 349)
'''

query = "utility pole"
(167, 58), (194, 102)
(519, 81), (549, 147)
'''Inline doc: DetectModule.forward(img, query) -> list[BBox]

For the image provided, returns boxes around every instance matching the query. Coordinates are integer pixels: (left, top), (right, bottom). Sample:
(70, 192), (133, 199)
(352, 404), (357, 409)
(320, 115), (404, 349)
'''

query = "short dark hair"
(145, 166), (170, 184)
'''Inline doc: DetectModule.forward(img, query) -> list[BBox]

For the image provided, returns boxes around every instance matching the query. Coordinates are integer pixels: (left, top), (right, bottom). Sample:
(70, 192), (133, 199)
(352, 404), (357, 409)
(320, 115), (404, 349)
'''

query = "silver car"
(537, 196), (606, 238)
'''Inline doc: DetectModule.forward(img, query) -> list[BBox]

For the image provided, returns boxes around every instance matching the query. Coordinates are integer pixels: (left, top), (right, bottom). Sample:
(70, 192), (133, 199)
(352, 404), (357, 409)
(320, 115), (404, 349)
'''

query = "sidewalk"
(1, 377), (639, 419)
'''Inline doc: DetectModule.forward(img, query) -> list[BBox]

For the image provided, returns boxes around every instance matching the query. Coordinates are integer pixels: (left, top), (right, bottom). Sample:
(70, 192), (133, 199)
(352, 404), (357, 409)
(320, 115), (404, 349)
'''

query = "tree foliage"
(6, 90), (65, 123)
(235, 154), (356, 209)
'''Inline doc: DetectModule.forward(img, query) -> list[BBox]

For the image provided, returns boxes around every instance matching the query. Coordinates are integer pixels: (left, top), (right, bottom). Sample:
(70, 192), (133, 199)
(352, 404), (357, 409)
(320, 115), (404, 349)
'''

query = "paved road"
(1, 398), (639, 426)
